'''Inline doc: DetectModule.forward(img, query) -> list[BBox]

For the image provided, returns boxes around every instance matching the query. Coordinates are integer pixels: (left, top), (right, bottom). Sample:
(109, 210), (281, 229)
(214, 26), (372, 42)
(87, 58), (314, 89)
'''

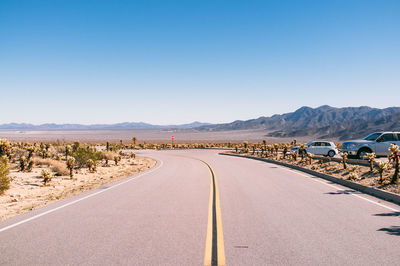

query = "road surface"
(1, 149), (400, 265)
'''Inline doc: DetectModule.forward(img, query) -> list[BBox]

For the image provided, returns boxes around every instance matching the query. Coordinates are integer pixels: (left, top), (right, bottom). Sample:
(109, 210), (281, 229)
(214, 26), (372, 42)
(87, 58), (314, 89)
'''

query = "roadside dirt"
(234, 151), (400, 195)
(0, 156), (156, 221)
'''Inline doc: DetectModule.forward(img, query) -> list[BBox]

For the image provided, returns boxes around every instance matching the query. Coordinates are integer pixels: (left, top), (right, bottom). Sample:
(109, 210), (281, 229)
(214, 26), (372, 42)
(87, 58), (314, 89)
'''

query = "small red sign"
(172, 136), (175, 139)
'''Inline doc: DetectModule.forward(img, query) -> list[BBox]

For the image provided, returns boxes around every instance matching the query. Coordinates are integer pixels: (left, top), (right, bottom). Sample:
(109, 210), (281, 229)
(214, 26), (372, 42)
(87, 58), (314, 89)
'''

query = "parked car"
(291, 141), (339, 157)
(341, 132), (400, 159)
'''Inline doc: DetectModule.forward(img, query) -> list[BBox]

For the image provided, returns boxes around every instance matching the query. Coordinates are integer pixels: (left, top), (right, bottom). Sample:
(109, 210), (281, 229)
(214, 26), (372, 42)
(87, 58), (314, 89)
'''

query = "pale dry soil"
(0, 156), (156, 221)
(238, 152), (400, 195)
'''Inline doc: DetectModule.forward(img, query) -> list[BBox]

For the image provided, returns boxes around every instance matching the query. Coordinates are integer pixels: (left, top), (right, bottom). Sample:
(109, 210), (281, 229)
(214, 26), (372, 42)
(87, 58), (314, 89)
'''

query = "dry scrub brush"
(0, 156), (10, 195)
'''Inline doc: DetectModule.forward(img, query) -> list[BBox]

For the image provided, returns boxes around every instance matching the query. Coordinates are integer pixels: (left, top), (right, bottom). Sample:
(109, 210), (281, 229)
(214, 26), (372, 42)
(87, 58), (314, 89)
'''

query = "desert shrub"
(364, 153), (376, 172)
(348, 166), (360, 180)
(72, 147), (103, 168)
(26, 160), (34, 172)
(87, 159), (96, 172)
(0, 156), (10, 195)
(41, 169), (52, 185)
(19, 156), (27, 171)
(50, 161), (69, 176)
(378, 161), (391, 183)
(389, 144), (400, 184)
(102, 151), (116, 166)
(340, 152), (348, 169)
(0, 139), (11, 157)
(66, 156), (75, 178)
(114, 155), (121, 166)
(348, 172), (359, 180)
(34, 157), (54, 167)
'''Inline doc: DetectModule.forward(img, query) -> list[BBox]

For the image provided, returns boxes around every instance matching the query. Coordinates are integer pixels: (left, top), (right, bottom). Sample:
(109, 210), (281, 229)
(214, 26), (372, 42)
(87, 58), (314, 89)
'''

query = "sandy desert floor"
(0, 129), (318, 143)
(0, 156), (156, 221)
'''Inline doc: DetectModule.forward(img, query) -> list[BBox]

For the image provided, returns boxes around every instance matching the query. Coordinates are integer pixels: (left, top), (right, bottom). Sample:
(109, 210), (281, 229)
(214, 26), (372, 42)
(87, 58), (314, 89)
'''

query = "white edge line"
(276, 166), (399, 212)
(0, 159), (164, 233)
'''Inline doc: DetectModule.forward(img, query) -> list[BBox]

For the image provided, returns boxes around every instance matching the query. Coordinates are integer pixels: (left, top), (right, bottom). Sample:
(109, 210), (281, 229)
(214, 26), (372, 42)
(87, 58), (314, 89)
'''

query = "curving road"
(1, 149), (400, 265)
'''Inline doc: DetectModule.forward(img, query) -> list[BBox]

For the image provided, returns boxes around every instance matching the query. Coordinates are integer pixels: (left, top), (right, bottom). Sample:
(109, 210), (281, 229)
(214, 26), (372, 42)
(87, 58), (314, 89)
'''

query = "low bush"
(72, 147), (103, 168)
(50, 161), (69, 176)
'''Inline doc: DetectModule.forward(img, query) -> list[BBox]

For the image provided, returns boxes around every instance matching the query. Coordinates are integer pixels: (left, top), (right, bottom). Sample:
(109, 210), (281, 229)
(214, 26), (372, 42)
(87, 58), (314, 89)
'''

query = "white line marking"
(282, 168), (399, 212)
(0, 159), (164, 233)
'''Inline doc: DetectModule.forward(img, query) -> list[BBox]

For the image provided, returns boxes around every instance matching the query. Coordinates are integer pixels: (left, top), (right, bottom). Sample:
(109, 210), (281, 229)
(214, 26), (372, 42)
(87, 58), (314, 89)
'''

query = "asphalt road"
(1, 149), (400, 265)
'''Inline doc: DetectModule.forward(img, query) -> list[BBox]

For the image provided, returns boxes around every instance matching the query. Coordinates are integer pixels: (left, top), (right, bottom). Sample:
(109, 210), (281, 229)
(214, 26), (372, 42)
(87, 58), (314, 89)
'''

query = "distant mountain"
(198, 105), (400, 132)
(267, 111), (400, 140)
(0, 121), (212, 130)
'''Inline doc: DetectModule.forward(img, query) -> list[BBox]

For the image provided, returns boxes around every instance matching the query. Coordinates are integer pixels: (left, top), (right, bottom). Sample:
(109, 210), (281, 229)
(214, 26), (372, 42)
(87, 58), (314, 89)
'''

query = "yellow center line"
(168, 154), (225, 266)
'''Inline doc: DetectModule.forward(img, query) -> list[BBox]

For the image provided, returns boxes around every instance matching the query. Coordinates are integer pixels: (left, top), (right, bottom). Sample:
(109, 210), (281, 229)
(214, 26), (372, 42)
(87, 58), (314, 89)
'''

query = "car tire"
(357, 148), (372, 160)
(328, 150), (335, 157)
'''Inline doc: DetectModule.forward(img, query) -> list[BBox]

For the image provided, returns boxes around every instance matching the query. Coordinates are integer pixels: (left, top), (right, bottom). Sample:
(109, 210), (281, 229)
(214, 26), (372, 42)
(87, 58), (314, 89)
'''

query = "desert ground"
(0, 155), (155, 221)
(0, 129), (319, 143)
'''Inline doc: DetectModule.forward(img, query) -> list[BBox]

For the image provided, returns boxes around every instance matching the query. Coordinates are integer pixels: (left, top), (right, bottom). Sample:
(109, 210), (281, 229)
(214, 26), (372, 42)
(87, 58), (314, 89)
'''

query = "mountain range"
(197, 105), (400, 140)
(0, 121), (212, 130)
(1, 106), (400, 140)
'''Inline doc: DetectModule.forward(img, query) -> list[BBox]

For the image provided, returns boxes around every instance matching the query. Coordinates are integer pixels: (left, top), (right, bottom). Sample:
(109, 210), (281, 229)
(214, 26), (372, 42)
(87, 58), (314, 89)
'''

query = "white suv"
(341, 132), (400, 159)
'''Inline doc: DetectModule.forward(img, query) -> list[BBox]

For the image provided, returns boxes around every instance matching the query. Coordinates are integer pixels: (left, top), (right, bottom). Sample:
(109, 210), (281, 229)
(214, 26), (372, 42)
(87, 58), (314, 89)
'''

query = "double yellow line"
(202, 160), (226, 266)
(169, 154), (225, 265)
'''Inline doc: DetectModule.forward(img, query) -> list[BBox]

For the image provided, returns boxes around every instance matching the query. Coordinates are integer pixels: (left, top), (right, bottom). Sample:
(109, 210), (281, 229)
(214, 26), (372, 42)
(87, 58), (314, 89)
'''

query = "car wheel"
(328, 150), (335, 157)
(357, 149), (371, 160)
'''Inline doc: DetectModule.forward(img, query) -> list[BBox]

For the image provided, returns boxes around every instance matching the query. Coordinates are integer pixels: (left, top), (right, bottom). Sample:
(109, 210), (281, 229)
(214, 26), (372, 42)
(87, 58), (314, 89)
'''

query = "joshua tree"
(41, 169), (52, 185)
(389, 144), (400, 184)
(132, 137), (137, 145)
(66, 156), (75, 178)
(365, 152), (376, 172)
(377, 161), (391, 183)
(19, 156), (27, 172)
(340, 152), (348, 170)
(0, 156), (10, 195)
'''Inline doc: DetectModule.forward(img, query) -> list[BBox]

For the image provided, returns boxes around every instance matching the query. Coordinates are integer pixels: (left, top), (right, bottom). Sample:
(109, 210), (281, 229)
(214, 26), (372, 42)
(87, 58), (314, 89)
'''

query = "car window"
(314, 142), (321, 146)
(364, 132), (382, 141)
(397, 134), (400, 141)
(380, 134), (396, 142)
(323, 142), (331, 147)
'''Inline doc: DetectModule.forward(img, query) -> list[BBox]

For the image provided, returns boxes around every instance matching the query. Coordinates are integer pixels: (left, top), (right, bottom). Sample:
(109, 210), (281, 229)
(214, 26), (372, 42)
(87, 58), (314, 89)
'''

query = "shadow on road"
(374, 212), (400, 217)
(378, 226), (400, 236)
(325, 189), (358, 195)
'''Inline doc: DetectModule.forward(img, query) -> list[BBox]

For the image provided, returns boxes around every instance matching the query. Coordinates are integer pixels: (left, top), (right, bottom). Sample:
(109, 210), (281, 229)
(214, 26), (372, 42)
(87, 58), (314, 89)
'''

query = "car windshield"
(363, 132), (382, 141)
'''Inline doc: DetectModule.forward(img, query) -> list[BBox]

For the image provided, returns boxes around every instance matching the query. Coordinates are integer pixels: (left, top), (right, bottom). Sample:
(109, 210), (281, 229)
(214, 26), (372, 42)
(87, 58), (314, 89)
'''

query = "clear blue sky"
(0, 0), (399, 125)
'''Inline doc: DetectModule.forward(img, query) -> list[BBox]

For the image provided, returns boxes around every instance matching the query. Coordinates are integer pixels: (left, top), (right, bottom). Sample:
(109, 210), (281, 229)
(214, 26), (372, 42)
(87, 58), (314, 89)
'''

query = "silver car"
(341, 132), (400, 159)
